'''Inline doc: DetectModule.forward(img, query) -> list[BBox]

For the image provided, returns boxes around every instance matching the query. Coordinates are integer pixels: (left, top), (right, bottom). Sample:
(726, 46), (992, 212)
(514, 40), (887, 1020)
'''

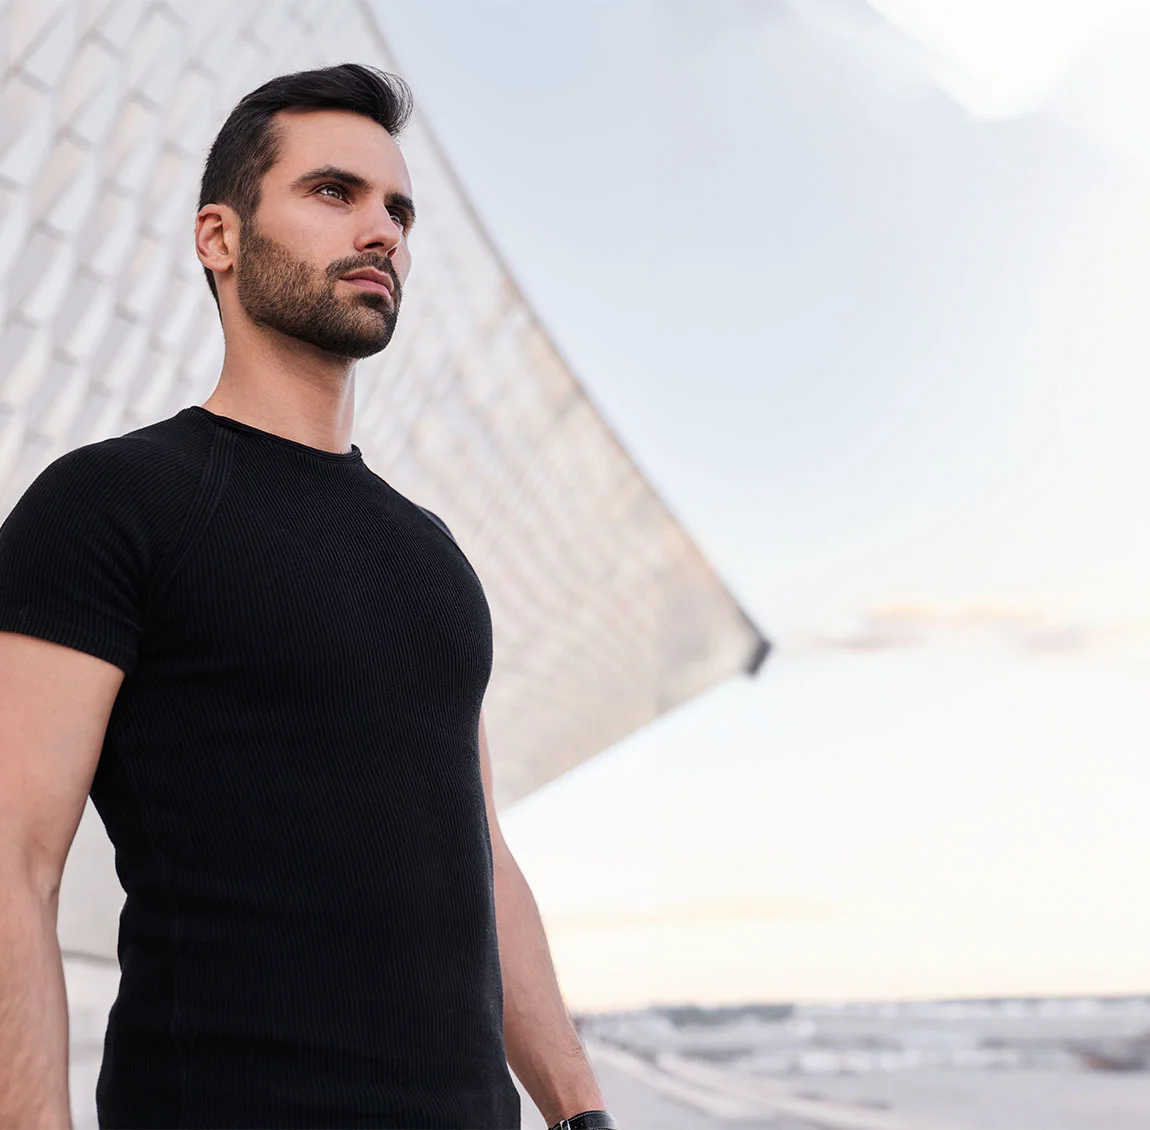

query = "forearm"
(0, 874), (72, 1130)
(493, 854), (605, 1126)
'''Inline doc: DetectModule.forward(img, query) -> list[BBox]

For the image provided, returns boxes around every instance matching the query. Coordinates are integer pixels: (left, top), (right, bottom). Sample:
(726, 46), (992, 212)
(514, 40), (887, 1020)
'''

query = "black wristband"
(547, 1111), (619, 1130)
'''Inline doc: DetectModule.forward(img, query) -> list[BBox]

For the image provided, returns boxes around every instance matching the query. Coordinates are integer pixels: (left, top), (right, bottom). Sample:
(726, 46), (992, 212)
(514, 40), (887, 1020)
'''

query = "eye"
(316, 183), (349, 201)
(388, 208), (410, 231)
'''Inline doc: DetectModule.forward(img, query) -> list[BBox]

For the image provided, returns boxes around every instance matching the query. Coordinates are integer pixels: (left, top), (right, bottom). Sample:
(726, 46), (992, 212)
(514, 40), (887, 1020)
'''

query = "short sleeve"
(0, 444), (152, 674)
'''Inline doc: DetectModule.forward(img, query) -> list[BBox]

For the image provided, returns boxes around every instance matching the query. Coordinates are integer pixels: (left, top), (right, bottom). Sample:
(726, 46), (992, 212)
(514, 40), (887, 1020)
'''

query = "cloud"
(789, 601), (1150, 658)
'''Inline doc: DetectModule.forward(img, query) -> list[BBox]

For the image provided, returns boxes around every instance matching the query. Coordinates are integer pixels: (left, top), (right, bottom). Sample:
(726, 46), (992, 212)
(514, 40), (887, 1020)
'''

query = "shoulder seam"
(148, 428), (236, 608)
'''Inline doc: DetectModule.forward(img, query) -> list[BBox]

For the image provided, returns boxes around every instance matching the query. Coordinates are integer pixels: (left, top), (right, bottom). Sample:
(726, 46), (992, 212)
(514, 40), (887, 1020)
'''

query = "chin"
(336, 330), (396, 360)
(303, 307), (397, 359)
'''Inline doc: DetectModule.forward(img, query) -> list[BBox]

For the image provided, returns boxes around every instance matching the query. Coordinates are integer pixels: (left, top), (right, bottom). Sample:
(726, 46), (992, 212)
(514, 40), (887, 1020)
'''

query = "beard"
(234, 225), (401, 359)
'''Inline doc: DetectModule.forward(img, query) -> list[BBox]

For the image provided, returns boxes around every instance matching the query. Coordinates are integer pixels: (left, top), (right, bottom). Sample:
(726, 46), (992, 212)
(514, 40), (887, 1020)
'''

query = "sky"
(370, 0), (1150, 1011)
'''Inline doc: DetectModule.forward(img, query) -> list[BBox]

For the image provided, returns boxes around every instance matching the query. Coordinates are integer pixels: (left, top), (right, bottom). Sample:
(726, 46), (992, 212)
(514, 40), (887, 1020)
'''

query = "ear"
(195, 203), (240, 286)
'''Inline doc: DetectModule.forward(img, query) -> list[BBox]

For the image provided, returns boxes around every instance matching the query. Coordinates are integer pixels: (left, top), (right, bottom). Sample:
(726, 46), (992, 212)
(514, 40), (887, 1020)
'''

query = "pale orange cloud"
(787, 601), (1150, 659)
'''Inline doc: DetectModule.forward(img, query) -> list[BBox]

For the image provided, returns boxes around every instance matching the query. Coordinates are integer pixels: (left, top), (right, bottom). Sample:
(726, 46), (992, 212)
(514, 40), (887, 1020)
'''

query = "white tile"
(77, 0), (117, 38)
(140, 148), (193, 240)
(182, 0), (232, 56)
(55, 271), (115, 362)
(164, 67), (216, 158)
(243, 2), (289, 53)
(90, 0), (144, 54)
(57, 37), (120, 138)
(16, 4), (76, 88)
(124, 345), (177, 420)
(0, 320), (51, 410)
(0, 404), (28, 489)
(179, 309), (225, 383)
(6, 227), (59, 311)
(37, 137), (101, 236)
(3, 0), (62, 71)
(68, 383), (127, 448)
(16, 236), (77, 324)
(0, 182), (28, 280)
(119, 232), (170, 321)
(67, 71), (121, 146)
(0, 71), (53, 185)
(152, 275), (200, 352)
(104, 98), (162, 194)
(89, 312), (147, 394)
(27, 356), (88, 443)
(131, 10), (184, 108)
(85, 188), (139, 278)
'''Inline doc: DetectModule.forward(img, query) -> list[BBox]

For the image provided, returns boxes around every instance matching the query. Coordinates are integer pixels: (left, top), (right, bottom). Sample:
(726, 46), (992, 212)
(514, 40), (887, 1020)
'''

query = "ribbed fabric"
(0, 407), (520, 1130)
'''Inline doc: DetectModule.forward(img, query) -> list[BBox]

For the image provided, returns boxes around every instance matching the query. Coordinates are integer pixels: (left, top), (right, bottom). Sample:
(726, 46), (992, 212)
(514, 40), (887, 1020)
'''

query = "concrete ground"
(800, 1067), (1150, 1130)
(565, 1043), (1150, 1130)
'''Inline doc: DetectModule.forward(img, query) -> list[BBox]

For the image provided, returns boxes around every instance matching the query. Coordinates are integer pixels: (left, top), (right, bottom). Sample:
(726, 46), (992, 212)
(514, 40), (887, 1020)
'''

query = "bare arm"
(0, 633), (124, 1130)
(478, 713), (606, 1127)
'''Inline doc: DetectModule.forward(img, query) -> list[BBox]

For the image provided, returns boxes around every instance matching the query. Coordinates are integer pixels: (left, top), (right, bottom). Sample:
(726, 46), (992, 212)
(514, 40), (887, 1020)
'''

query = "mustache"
(327, 256), (402, 301)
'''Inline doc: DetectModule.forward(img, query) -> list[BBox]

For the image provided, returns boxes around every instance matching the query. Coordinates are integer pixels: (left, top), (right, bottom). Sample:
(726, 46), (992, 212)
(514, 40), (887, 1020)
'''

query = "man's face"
(234, 108), (415, 359)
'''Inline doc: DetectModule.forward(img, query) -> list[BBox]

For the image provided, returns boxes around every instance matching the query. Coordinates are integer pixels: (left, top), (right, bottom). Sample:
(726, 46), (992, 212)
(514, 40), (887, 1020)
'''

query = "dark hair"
(197, 63), (414, 305)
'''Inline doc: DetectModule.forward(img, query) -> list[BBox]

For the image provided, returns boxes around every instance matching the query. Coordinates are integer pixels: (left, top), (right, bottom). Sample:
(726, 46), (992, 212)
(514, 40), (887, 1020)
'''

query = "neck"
(202, 320), (358, 455)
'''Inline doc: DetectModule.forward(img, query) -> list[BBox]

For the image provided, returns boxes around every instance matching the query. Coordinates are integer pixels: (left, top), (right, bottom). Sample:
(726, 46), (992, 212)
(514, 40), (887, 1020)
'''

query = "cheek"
(270, 208), (341, 262)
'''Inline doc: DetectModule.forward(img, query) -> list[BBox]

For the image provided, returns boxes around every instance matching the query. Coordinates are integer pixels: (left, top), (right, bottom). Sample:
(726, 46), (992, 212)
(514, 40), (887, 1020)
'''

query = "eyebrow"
(290, 164), (416, 227)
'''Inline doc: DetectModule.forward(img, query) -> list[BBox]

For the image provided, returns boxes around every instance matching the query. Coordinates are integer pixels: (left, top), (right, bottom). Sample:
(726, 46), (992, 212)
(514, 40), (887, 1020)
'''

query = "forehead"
(267, 108), (412, 195)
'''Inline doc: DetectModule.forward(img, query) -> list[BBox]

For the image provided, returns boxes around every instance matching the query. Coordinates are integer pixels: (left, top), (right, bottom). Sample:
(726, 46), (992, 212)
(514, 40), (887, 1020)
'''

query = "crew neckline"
(182, 406), (363, 463)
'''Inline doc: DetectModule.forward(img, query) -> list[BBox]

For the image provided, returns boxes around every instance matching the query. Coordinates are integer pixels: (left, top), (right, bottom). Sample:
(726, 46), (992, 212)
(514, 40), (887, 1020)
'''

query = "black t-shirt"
(0, 406), (520, 1129)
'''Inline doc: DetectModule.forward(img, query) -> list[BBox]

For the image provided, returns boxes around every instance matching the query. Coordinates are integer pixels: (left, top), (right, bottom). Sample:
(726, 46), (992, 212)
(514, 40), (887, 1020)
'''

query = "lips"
(341, 269), (395, 298)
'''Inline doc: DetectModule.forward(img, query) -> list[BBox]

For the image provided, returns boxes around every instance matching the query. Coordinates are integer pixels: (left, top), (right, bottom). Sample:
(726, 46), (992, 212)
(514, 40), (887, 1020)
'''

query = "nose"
(356, 203), (404, 259)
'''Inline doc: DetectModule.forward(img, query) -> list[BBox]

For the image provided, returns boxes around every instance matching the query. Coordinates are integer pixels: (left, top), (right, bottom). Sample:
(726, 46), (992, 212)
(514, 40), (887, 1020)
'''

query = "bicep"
(0, 633), (124, 898)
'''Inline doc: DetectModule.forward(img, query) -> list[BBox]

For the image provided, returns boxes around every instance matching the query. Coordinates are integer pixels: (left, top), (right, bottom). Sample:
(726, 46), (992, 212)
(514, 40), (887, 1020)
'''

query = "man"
(0, 64), (617, 1130)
